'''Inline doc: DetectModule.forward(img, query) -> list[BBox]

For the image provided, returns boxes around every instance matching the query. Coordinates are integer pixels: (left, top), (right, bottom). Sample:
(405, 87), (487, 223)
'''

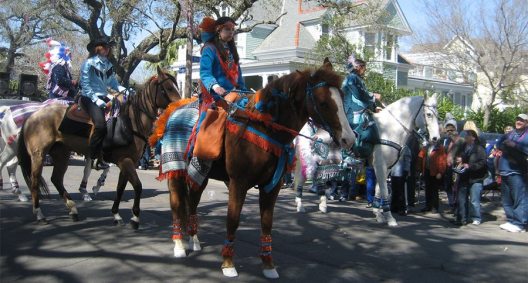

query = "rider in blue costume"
(79, 37), (126, 170)
(342, 55), (381, 156)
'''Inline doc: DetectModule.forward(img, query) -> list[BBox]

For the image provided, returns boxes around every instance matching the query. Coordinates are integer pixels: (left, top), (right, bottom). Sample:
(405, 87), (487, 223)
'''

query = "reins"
(228, 83), (332, 146)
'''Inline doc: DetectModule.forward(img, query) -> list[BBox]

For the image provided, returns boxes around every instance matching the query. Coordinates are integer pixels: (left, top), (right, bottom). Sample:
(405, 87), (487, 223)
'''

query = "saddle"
(193, 92), (240, 160)
(59, 103), (93, 138)
(59, 94), (133, 148)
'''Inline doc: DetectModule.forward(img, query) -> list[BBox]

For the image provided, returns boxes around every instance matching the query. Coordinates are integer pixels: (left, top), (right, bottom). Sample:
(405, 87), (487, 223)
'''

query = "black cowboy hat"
(86, 36), (116, 52)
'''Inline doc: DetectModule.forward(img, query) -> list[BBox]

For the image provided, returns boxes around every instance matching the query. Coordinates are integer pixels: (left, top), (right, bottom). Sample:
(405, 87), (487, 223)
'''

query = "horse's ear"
(322, 57), (333, 71)
(424, 90), (430, 100)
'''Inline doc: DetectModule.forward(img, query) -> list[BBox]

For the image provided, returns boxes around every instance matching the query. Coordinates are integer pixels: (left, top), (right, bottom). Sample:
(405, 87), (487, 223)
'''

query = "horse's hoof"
(113, 219), (125, 226)
(92, 186), (100, 196)
(388, 221), (398, 227)
(82, 194), (92, 201)
(296, 205), (306, 213)
(130, 220), (139, 230)
(71, 214), (79, 222)
(18, 194), (29, 202)
(222, 267), (238, 277)
(262, 268), (279, 279)
(375, 213), (385, 223)
(37, 218), (49, 225)
(189, 235), (202, 251)
(173, 248), (187, 258)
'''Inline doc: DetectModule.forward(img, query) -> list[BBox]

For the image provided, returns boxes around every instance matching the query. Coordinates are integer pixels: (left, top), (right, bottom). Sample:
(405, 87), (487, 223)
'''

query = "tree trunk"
(482, 104), (491, 131)
(2, 48), (17, 74)
(184, 0), (194, 99)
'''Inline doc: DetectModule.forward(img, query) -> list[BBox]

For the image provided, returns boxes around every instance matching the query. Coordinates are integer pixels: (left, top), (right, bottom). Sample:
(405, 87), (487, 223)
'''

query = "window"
(364, 32), (376, 57)
(321, 23), (329, 35)
(385, 34), (394, 60)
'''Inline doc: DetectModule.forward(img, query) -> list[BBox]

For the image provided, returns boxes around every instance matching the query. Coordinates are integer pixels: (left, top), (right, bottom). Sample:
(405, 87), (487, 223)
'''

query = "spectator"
(418, 139), (447, 213)
(391, 145), (411, 215)
(442, 117), (460, 212)
(452, 130), (487, 226)
(496, 114), (528, 233)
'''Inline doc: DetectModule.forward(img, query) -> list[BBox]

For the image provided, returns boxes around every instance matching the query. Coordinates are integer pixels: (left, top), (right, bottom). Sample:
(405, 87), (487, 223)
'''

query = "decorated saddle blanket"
(157, 99), (213, 188)
(9, 99), (71, 129)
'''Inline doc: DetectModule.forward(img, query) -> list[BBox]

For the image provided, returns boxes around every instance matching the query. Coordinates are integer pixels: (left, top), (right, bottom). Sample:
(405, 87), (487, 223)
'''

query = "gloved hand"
(95, 98), (107, 109)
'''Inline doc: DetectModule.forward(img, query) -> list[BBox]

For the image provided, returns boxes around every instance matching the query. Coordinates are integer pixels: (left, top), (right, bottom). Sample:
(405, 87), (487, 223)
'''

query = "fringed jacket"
(80, 55), (124, 104)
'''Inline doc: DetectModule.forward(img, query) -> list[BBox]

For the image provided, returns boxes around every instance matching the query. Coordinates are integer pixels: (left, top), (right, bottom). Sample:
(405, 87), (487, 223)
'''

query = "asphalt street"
(1, 160), (527, 282)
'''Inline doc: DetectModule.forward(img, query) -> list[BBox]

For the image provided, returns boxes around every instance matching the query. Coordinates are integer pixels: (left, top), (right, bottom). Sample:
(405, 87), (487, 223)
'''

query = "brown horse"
(17, 66), (181, 229)
(156, 59), (355, 278)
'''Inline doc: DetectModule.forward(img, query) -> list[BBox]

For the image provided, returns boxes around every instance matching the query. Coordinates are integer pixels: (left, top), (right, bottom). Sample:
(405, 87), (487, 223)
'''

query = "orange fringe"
(149, 97), (198, 147)
(226, 121), (282, 157)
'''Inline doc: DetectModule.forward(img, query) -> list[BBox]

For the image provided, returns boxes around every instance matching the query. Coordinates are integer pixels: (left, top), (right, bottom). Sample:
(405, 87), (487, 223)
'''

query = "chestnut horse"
(154, 59), (355, 279)
(17, 67), (181, 228)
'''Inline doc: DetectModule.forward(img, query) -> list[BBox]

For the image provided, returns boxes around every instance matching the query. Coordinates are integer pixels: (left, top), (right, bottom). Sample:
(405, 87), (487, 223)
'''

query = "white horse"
(0, 101), (109, 202)
(370, 93), (440, 226)
(293, 94), (440, 226)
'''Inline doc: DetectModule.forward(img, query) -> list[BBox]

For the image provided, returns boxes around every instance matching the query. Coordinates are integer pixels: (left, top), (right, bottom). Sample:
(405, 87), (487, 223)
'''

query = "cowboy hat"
(86, 36), (116, 52)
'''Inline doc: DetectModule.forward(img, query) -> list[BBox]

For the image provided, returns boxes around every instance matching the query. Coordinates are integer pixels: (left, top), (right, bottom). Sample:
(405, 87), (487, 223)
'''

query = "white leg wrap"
(66, 199), (76, 209)
(319, 195), (327, 213)
(262, 268), (280, 279)
(173, 239), (187, 257)
(222, 267), (238, 277)
(131, 215), (140, 223)
(188, 234), (201, 251)
(295, 197), (306, 213)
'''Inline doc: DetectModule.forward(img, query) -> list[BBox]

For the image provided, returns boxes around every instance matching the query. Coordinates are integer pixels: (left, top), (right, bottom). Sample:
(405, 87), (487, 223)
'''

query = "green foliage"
(436, 96), (465, 121)
(466, 107), (525, 133)
(364, 72), (414, 104)
(145, 39), (186, 70)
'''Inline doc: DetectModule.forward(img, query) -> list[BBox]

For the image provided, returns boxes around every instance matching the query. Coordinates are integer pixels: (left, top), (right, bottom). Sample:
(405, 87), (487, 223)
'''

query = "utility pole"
(184, 0), (194, 98)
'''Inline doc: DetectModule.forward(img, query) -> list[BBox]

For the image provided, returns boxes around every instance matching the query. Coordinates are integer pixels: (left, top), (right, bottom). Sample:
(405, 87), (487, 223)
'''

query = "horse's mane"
(246, 66), (343, 113)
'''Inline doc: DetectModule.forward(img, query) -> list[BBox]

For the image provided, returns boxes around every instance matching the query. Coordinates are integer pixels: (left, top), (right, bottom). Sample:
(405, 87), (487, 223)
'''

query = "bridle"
(127, 75), (180, 142)
(305, 81), (340, 145)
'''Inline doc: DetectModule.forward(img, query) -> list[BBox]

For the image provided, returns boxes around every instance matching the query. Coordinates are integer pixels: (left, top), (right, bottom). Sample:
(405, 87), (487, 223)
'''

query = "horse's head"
(148, 66), (181, 108)
(418, 91), (441, 142)
(303, 58), (355, 149)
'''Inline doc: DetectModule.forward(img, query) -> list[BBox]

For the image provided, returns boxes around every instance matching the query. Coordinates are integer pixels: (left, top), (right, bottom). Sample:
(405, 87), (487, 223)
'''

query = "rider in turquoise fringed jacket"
(342, 56), (381, 129)
(342, 55), (381, 156)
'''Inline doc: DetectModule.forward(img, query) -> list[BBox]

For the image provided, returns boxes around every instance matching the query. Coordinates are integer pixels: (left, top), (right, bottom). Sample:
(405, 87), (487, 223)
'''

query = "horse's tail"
(17, 125), (50, 197)
(149, 97), (197, 147)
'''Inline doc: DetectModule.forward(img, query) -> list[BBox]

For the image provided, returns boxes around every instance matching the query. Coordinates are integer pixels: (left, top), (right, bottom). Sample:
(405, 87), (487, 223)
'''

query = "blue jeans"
(366, 167), (376, 204)
(501, 174), (528, 228)
(457, 182), (483, 222)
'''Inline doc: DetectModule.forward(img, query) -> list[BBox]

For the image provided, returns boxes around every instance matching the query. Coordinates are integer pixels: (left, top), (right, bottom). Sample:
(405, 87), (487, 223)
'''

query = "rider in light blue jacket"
(79, 37), (125, 170)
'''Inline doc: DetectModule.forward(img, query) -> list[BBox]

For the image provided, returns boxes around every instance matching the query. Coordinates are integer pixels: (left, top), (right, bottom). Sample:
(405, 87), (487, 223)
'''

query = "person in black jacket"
(452, 130), (488, 226)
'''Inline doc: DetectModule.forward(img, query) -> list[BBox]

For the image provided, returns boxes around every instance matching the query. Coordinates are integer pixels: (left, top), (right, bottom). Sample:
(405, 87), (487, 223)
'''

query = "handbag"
(193, 108), (227, 160)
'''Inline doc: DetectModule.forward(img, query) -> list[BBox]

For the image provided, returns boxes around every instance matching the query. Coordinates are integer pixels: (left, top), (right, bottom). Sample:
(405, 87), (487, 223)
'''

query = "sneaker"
(499, 222), (525, 233)
(471, 220), (481, 225)
(366, 203), (373, 208)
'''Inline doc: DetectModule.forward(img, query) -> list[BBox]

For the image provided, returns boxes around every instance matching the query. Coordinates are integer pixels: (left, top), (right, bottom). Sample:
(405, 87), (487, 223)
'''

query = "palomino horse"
(153, 59), (355, 279)
(0, 100), (109, 202)
(17, 66), (181, 228)
(369, 93), (440, 226)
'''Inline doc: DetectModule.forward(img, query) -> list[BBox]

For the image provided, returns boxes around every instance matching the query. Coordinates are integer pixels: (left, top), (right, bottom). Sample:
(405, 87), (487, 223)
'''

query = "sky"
(395, 0), (429, 51)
